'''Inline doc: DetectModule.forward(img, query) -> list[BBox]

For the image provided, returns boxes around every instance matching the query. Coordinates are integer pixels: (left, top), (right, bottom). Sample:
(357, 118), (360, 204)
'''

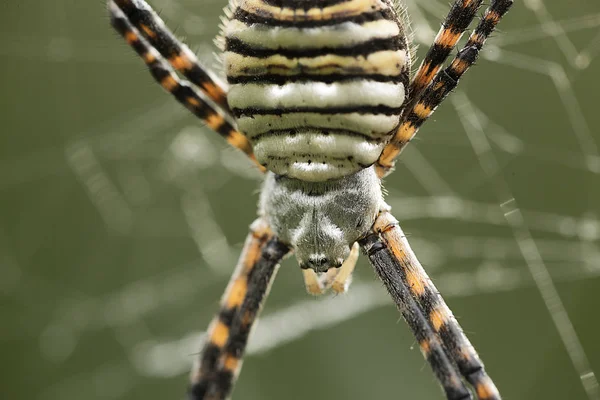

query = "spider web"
(1, 0), (599, 399)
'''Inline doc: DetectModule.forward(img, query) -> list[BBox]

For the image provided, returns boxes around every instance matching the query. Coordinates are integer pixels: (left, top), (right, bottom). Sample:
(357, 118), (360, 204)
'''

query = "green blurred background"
(1, 1), (599, 399)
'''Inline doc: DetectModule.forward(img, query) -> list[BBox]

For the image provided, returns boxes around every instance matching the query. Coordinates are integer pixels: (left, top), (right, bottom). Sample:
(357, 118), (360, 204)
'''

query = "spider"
(107, 0), (513, 399)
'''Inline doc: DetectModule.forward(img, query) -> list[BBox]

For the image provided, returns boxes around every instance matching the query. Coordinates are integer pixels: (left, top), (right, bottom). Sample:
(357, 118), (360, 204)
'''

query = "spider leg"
(367, 209), (501, 400)
(376, 0), (513, 177)
(360, 232), (471, 400)
(108, 2), (265, 172)
(189, 219), (290, 400)
(410, 0), (485, 99)
(108, 0), (230, 112)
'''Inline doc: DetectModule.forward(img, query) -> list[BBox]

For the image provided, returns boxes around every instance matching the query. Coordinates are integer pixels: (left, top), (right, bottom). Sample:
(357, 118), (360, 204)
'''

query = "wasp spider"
(108, 0), (513, 398)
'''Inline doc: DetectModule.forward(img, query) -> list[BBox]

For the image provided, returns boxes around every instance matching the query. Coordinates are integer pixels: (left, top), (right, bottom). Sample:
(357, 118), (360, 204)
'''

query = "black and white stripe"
(222, 0), (410, 181)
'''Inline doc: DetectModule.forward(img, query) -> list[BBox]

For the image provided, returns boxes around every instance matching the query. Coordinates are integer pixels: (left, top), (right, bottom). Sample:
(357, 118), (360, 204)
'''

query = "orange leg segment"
(189, 219), (290, 400)
(110, 0), (230, 111)
(108, 1), (265, 173)
(367, 209), (501, 399)
(376, 0), (513, 177)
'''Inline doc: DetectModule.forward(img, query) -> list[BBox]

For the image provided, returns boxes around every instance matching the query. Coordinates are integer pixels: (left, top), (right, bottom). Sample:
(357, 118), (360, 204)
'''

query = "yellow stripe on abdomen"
(222, 0), (411, 181)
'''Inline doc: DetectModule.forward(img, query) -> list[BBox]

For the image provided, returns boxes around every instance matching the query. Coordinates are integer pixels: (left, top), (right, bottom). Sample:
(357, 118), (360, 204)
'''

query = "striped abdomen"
(222, 0), (410, 181)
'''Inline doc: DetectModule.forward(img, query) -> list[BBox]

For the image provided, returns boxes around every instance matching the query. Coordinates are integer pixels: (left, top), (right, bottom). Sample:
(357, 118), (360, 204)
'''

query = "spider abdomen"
(222, 0), (410, 181)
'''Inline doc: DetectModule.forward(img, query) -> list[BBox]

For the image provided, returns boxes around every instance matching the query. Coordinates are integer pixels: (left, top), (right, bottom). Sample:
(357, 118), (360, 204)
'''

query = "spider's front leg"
(360, 209), (501, 400)
(189, 219), (290, 400)
(360, 231), (471, 400)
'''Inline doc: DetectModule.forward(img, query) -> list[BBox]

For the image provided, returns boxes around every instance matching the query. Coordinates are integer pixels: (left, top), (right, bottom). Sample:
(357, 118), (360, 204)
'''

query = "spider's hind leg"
(376, 0), (514, 177)
(409, 0), (484, 98)
(108, 1), (266, 172)
(109, 0), (230, 111)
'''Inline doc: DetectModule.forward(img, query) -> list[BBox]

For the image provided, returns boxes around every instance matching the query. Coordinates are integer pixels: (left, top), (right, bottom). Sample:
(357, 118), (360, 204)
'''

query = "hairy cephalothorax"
(261, 167), (382, 272)
(108, 0), (513, 399)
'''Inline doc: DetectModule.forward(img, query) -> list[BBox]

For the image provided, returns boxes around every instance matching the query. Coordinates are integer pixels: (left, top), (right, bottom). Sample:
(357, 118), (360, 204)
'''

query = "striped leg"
(376, 0), (513, 177)
(370, 210), (501, 400)
(109, 0), (230, 111)
(360, 233), (471, 400)
(409, 0), (485, 98)
(189, 219), (290, 400)
(108, 2), (265, 172)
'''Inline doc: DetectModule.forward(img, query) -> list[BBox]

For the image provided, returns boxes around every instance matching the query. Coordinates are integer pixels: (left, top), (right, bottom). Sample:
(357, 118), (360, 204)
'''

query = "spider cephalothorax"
(261, 167), (382, 273)
(108, 0), (513, 398)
